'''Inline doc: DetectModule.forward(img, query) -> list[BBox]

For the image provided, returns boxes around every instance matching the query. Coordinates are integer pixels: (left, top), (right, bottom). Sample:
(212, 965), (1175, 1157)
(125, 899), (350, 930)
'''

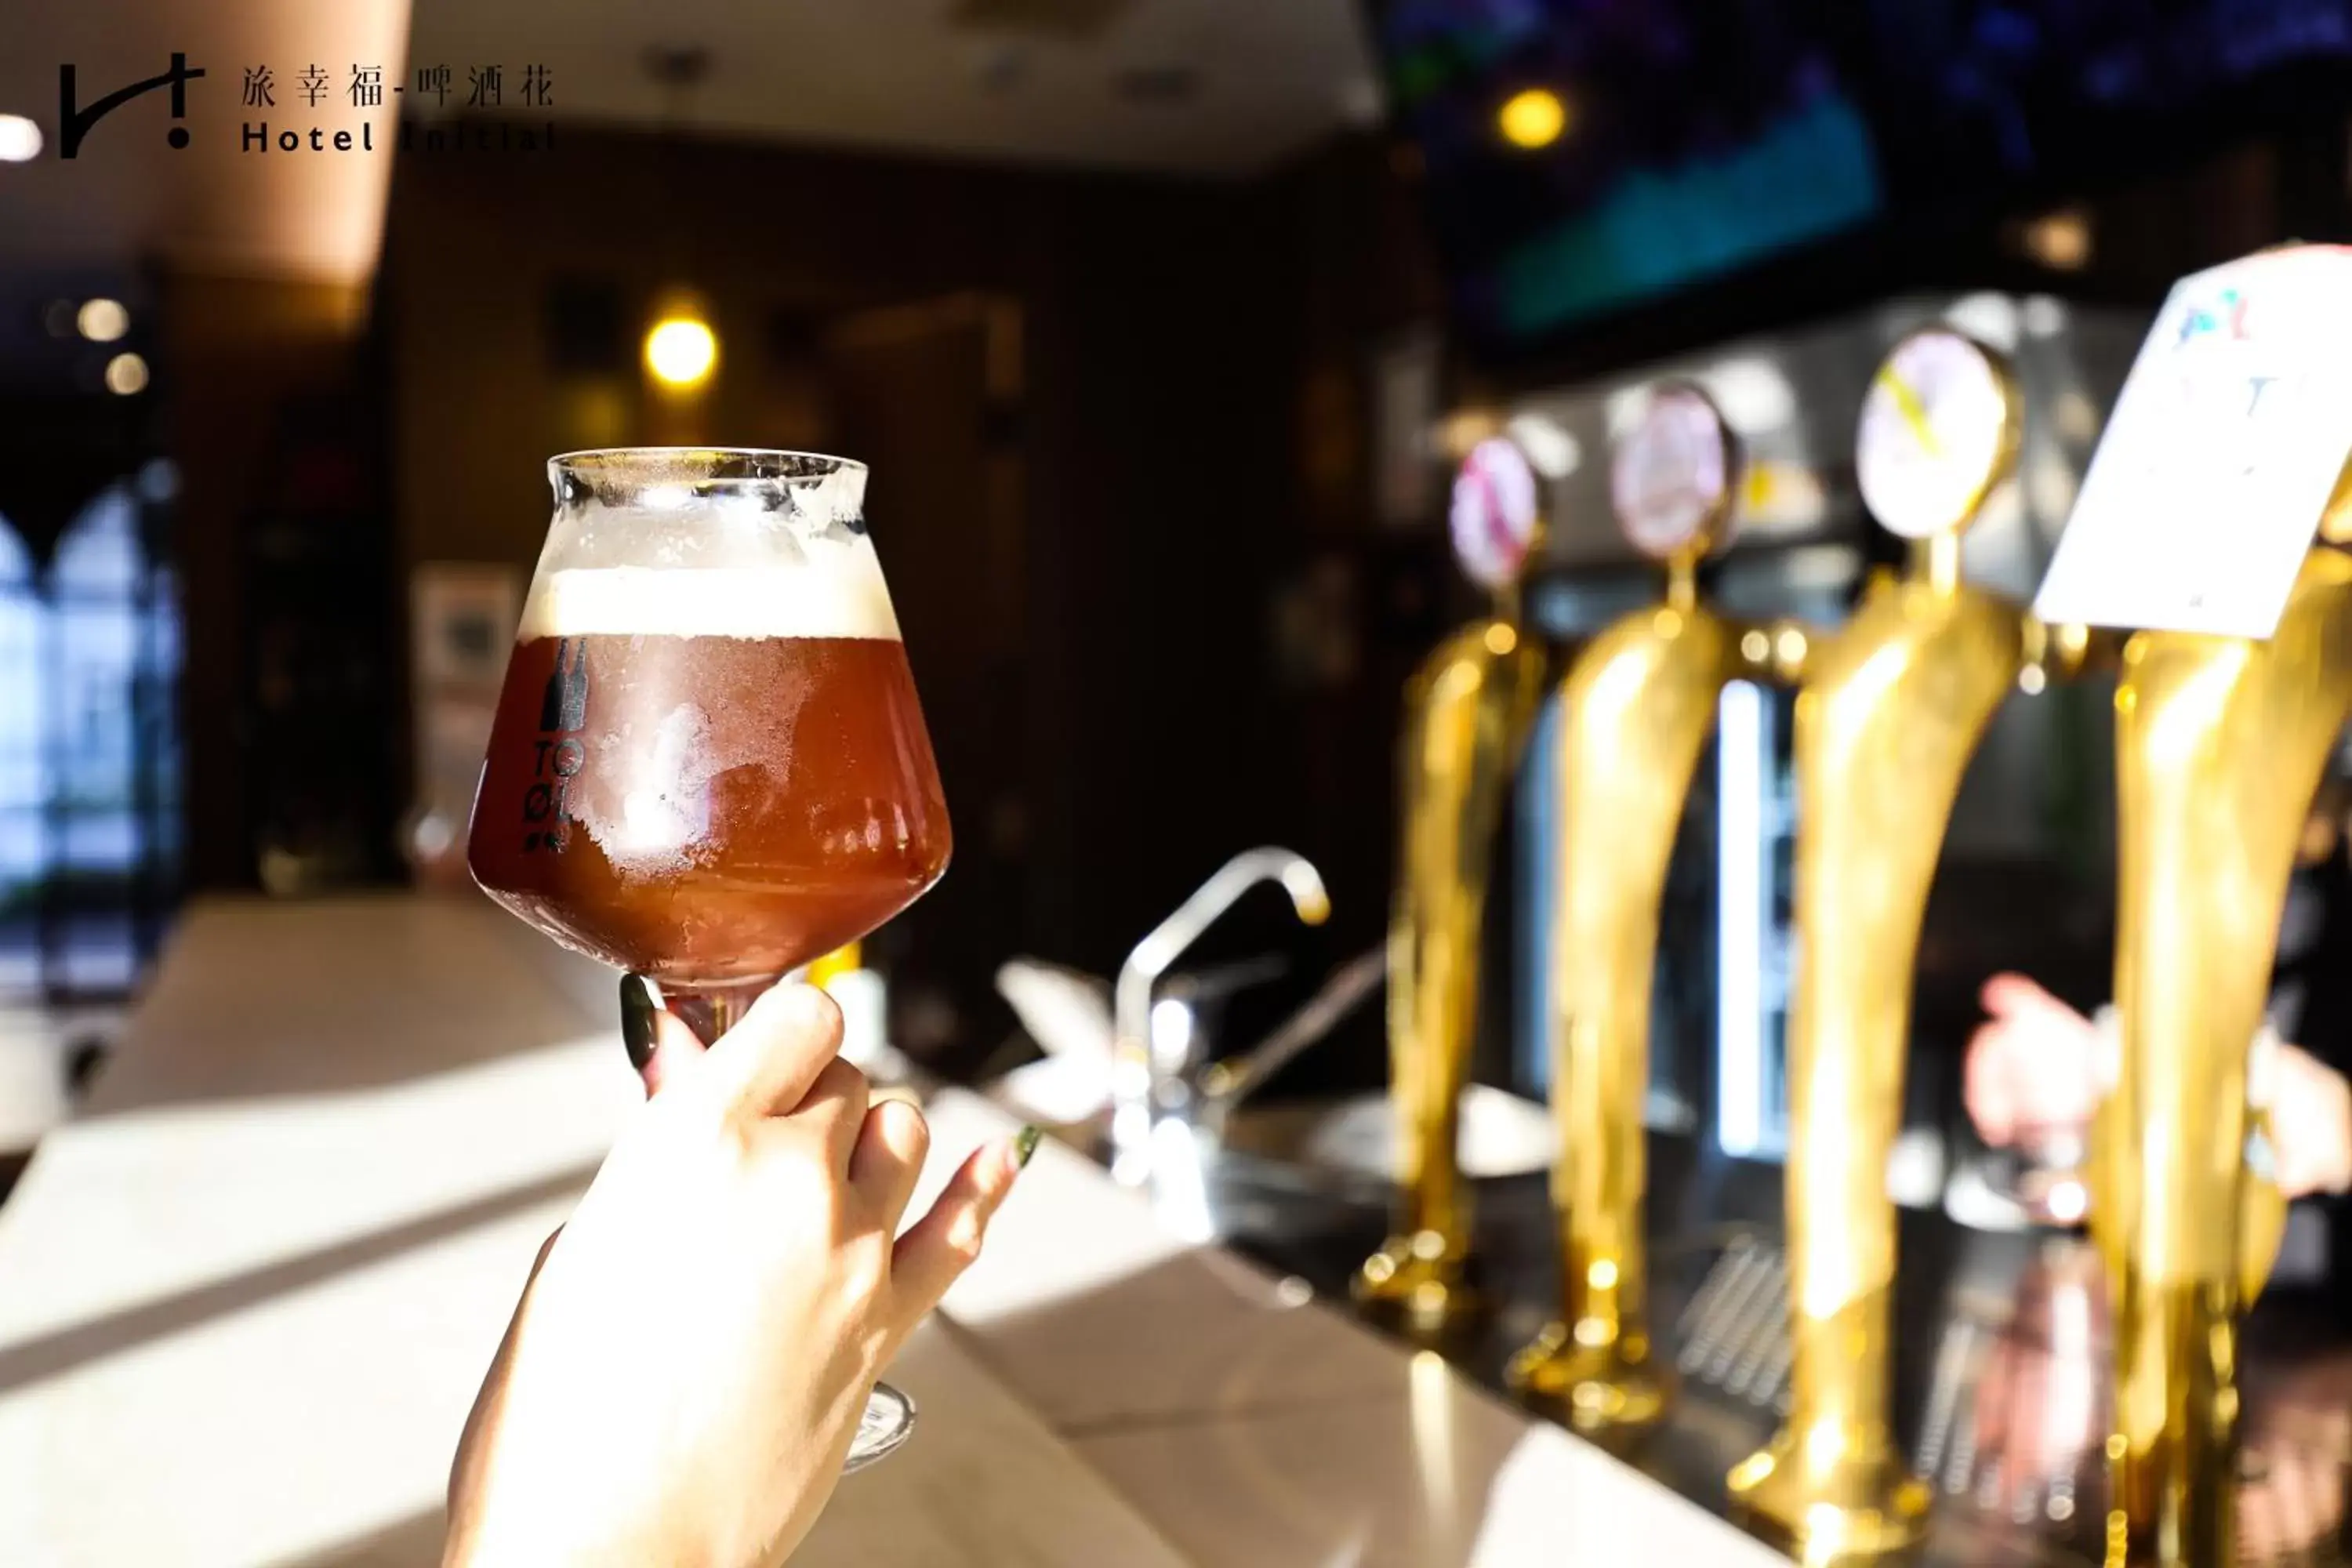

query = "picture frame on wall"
(412, 563), (521, 693)
(406, 564), (521, 887)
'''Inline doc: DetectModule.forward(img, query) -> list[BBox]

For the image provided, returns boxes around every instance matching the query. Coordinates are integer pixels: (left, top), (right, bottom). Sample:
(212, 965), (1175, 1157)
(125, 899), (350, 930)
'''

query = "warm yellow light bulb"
(103, 352), (149, 395)
(78, 299), (129, 343)
(2022, 209), (2092, 271)
(0, 114), (41, 163)
(644, 315), (717, 390)
(1497, 87), (1568, 151)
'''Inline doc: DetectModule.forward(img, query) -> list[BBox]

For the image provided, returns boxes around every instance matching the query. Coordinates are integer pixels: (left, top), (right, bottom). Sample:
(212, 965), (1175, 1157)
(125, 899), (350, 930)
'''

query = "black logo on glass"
(524, 639), (589, 853)
(59, 54), (205, 158)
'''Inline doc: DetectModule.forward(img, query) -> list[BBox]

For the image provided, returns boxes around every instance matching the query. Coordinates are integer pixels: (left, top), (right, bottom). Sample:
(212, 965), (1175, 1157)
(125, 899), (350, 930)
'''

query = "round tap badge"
(1450, 436), (1541, 590)
(1610, 383), (1735, 561)
(1855, 328), (2018, 539)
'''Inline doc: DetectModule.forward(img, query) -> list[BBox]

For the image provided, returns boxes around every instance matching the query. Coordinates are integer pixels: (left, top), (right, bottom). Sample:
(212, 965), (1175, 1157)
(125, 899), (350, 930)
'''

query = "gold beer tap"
(2022, 244), (2352, 1563)
(1727, 327), (2030, 1557)
(2096, 535), (2352, 1566)
(1506, 383), (1749, 1432)
(1356, 437), (1549, 1331)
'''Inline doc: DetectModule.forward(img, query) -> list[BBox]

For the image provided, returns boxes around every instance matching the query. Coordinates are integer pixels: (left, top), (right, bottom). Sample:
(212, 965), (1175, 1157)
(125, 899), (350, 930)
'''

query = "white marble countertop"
(0, 894), (1785, 1566)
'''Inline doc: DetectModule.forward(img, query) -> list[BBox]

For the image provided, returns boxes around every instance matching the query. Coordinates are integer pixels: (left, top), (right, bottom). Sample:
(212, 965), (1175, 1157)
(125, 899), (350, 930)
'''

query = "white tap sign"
(2034, 246), (2352, 639)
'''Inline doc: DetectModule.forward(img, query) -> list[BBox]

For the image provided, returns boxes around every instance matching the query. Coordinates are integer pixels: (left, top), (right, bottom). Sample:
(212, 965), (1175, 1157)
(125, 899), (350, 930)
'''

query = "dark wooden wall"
(162, 276), (382, 894)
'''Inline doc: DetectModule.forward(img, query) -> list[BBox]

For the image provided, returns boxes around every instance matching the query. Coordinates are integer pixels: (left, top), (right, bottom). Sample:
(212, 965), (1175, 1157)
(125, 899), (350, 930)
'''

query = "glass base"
(843, 1381), (916, 1473)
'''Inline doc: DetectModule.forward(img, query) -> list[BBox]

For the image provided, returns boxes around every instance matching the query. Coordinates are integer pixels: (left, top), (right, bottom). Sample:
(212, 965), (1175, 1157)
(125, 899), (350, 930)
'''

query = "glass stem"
(669, 978), (779, 1047)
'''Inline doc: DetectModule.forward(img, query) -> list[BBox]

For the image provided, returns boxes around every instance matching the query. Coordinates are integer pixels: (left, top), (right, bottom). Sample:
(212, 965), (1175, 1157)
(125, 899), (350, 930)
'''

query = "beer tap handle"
(1729, 326), (2024, 1557)
(2102, 547), (2352, 1559)
(1508, 382), (1741, 1430)
(1356, 435), (1548, 1331)
(2034, 249), (2352, 1560)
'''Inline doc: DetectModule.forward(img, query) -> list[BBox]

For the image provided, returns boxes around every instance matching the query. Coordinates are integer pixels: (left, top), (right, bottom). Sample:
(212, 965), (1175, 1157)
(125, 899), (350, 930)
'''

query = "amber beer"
(469, 568), (951, 988)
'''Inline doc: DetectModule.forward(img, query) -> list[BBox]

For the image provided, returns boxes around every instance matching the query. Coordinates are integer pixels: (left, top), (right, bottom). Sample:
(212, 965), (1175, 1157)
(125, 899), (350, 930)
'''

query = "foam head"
(527, 451), (898, 641)
(520, 537), (902, 642)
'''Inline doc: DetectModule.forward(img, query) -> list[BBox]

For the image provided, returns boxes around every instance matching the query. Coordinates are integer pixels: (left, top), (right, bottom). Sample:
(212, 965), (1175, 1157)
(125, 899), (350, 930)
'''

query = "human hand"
(1963, 974), (2103, 1149)
(2267, 1042), (2352, 1200)
(445, 982), (1033, 1568)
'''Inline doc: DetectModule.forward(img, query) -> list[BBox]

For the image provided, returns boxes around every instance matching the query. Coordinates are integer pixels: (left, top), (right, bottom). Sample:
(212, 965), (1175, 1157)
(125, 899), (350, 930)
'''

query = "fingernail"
(620, 973), (658, 1072)
(1014, 1125), (1041, 1170)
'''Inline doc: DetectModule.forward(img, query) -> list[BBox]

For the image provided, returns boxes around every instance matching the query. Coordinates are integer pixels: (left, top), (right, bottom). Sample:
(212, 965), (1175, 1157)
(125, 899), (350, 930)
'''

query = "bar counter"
(0, 895), (1787, 1567)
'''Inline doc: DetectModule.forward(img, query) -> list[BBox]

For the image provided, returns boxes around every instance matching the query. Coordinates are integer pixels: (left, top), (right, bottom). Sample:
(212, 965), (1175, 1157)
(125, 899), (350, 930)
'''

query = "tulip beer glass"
(470, 448), (953, 1468)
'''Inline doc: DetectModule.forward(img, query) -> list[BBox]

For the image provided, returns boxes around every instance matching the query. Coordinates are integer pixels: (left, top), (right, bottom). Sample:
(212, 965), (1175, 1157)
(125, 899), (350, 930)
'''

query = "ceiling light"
(644, 314), (717, 390)
(1497, 88), (1568, 151)
(0, 115), (42, 163)
(104, 353), (150, 396)
(2023, 210), (2092, 271)
(78, 299), (129, 343)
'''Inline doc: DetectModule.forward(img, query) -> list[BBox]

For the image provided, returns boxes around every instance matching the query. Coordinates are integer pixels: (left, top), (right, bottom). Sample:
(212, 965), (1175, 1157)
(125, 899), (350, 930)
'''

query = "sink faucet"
(1109, 848), (1329, 1185)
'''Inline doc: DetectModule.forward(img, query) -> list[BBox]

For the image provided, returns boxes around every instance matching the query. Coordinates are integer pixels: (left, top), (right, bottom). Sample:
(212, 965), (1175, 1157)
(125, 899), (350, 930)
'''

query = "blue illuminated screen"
(1375, 1), (2352, 347)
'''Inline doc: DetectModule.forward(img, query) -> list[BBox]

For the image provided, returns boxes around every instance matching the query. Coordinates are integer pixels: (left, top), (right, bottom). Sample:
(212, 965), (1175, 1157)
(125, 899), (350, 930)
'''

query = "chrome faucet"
(1109, 847), (1330, 1186)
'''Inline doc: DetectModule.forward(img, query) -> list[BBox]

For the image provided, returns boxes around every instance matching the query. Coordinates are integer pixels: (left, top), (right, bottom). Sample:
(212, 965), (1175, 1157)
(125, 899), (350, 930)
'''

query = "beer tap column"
(2024, 245), (2352, 1562)
(2101, 544), (2352, 1565)
(1508, 384), (1744, 1431)
(1728, 328), (2026, 1557)
(1356, 437), (1548, 1330)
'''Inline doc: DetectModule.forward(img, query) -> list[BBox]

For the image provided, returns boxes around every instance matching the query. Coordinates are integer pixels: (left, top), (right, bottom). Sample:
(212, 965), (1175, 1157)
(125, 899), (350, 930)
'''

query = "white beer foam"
(519, 557), (902, 642)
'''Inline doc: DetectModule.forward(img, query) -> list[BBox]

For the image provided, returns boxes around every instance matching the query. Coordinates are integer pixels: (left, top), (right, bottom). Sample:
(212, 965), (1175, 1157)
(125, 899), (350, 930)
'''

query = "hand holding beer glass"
(469, 448), (953, 1467)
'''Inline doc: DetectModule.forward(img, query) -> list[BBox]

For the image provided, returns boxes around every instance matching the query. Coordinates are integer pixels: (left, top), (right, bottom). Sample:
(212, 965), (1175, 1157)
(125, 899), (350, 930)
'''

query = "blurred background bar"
(5, 1), (2352, 1563)
(1, 0), (2342, 1109)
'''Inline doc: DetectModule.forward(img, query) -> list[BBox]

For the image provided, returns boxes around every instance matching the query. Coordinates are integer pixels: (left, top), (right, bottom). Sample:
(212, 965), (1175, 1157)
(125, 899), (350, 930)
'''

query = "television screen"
(1374, 1), (2352, 351)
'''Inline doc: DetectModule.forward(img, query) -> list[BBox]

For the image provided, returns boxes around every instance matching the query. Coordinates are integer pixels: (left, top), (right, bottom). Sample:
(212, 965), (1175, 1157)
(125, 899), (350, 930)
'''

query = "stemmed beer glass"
(469, 448), (953, 1468)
